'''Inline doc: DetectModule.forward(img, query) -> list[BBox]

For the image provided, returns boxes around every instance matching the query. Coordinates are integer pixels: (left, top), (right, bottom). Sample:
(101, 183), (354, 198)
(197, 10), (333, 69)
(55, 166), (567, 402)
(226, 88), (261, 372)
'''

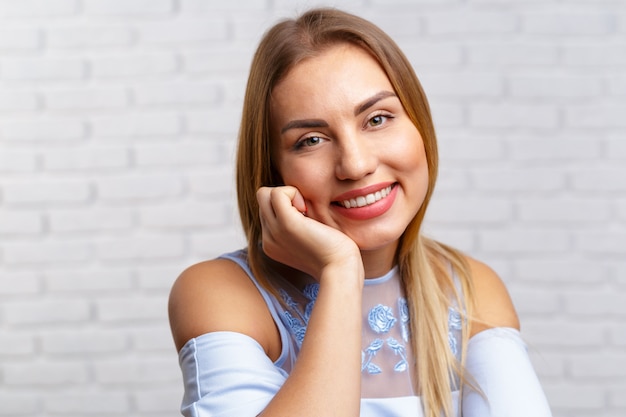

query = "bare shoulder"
(168, 258), (279, 357)
(464, 255), (520, 337)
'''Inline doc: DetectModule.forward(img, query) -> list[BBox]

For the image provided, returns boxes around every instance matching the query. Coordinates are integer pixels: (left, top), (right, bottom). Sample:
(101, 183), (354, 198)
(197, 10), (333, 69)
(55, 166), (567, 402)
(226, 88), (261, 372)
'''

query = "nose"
(334, 133), (378, 181)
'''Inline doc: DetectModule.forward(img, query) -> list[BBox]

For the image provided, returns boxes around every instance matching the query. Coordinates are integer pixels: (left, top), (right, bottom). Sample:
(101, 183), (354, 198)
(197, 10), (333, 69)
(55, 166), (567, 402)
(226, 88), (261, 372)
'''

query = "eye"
(367, 113), (392, 128)
(295, 135), (324, 149)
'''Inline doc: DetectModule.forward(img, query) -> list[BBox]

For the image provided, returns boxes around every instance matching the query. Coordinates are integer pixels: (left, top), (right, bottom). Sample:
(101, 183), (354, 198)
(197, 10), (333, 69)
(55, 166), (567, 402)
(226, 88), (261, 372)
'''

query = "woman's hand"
(257, 186), (362, 280)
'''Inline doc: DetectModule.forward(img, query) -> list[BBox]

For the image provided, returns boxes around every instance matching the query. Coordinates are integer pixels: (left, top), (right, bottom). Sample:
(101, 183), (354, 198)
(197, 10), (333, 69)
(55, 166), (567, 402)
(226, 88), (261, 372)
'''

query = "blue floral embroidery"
(368, 304), (397, 334)
(279, 283), (319, 348)
(448, 307), (462, 330)
(398, 298), (410, 343)
(362, 338), (384, 374)
(387, 337), (408, 372)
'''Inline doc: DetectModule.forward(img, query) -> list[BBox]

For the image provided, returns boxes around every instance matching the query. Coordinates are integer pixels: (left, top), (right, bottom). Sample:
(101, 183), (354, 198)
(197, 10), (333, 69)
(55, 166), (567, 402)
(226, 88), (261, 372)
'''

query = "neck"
(361, 242), (398, 279)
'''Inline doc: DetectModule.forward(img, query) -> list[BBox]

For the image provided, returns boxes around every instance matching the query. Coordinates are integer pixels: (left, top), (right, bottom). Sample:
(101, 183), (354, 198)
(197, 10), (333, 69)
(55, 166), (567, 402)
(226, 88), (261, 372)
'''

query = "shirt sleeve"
(178, 331), (288, 417)
(462, 327), (552, 417)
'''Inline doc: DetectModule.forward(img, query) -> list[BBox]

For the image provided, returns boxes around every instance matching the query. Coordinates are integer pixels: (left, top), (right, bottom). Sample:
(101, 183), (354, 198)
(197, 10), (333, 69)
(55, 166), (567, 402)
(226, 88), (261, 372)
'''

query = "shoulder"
(168, 257), (280, 357)
(463, 255), (520, 337)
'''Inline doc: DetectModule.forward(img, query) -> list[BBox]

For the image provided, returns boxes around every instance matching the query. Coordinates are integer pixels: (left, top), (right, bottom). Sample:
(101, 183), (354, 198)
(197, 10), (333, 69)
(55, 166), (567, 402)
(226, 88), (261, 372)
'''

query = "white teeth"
(341, 185), (392, 208)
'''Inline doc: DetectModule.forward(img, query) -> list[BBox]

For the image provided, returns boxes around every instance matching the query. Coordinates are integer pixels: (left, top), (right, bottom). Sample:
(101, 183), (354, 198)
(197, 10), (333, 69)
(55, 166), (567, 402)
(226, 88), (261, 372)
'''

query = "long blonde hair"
(236, 8), (474, 416)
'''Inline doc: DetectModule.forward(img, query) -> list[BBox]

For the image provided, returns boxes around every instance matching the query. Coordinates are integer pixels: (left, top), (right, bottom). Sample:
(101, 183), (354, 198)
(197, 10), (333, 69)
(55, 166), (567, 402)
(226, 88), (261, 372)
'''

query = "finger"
(270, 186), (307, 218)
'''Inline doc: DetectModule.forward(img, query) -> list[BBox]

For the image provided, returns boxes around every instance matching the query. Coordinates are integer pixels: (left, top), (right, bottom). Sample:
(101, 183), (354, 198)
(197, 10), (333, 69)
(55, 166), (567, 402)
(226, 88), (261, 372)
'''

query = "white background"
(0, 0), (624, 416)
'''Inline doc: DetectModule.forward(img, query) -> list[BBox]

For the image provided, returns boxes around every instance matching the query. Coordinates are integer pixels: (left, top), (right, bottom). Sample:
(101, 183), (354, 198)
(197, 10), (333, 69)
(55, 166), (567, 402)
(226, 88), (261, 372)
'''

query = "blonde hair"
(236, 8), (474, 416)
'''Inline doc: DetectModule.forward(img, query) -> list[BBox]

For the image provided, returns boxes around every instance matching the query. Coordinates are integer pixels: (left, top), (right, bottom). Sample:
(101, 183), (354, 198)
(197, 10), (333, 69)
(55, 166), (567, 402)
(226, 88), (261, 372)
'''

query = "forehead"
(270, 43), (394, 120)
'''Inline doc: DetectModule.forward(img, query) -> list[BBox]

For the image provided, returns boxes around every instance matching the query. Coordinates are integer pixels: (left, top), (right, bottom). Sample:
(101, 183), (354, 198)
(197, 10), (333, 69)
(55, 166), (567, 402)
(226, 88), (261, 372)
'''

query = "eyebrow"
(354, 90), (397, 116)
(279, 90), (397, 134)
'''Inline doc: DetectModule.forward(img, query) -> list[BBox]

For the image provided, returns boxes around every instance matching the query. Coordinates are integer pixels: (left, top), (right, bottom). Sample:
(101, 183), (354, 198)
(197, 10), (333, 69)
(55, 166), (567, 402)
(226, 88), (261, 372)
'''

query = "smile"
(338, 185), (394, 209)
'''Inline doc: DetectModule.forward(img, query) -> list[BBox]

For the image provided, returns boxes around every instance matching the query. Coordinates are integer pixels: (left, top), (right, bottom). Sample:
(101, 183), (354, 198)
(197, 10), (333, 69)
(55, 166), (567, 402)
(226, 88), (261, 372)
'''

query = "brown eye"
(368, 114), (388, 127)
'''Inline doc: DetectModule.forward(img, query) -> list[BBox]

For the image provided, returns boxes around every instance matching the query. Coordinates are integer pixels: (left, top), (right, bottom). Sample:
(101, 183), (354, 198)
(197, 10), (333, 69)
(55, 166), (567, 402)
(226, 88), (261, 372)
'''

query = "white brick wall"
(0, 1), (623, 416)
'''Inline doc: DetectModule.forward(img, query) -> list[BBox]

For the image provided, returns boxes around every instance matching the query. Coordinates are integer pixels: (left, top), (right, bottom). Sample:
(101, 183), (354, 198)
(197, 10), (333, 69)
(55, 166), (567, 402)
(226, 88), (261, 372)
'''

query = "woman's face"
(270, 43), (429, 257)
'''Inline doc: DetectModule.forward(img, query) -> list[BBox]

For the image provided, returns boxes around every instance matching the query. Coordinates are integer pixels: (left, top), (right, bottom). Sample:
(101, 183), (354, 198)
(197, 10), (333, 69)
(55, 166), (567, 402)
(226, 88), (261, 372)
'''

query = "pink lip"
(332, 183), (398, 221)
(332, 182), (396, 202)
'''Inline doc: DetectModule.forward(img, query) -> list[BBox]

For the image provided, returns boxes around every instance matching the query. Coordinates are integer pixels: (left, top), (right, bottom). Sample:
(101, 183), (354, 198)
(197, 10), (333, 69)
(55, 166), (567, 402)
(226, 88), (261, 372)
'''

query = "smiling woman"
(167, 7), (552, 417)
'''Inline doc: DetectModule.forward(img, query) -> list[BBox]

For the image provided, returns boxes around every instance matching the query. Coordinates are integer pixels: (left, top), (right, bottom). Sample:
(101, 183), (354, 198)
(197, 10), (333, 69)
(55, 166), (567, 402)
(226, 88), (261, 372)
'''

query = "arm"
(462, 257), (552, 417)
(169, 186), (364, 417)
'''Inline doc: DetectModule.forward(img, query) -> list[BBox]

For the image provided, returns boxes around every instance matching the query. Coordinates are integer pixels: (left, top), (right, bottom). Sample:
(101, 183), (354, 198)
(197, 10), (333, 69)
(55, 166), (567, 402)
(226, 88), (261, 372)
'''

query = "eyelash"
(292, 112), (394, 150)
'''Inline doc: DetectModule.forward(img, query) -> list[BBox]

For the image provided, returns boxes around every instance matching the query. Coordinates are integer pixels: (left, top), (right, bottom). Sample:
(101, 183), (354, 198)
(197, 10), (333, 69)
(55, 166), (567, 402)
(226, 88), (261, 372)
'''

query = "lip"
(331, 182), (398, 221)
(332, 182), (396, 202)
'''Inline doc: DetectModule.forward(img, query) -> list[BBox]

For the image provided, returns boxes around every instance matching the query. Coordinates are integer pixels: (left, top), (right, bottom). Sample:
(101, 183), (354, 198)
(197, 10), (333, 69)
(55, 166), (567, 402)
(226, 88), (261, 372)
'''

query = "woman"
(169, 8), (552, 417)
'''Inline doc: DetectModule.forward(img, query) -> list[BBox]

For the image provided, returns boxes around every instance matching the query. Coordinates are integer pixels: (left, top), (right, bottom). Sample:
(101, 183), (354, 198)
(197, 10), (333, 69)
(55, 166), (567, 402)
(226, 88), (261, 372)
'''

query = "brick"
(0, 331), (36, 355)
(3, 299), (90, 325)
(49, 208), (133, 233)
(187, 168), (236, 197)
(0, 89), (39, 111)
(479, 229), (570, 253)
(608, 74), (626, 96)
(563, 43), (626, 66)
(609, 384), (626, 407)
(135, 388), (182, 413)
(131, 324), (176, 351)
(44, 87), (129, 111)
(0, 28), (39, 50)
(95, 235), (184, 261)
(41, 329), (128, 354)
(44, 267), (133, 292)
(428, 101), (465, 128)
(0, 0), (78, 17)
(92, 53), (178, 78)
(182, 47), (253, 74)
(96, 175), (183, 201)
(44, 391), (129, 415)
(509, 288), (560, 315)
(84, 0), (173, 15)
(522, 321), (605, 348)
(0, 210), (43, 235)
(566, 103), (626, 128)
(518, 199), (611, 223)
(528, 351), (566, 379)
(189, 230), (248, 259)
(185, 110), (241, 134)
(418, 228), (477, 253)
(91, 112), (181, 138)
(137, 19), (228, 44)
(469, 102), (559, 128)
(570, 352), (626, 378)
(522, 11), (615, 35)
(139, 202), (227, 229)
(43, 146), (130, 171)
(571, 168), (626, 192)
(0, 118), (85, 142)
(420, 72), (503, 98)
(467, 41), (558, 67)
(133, 82), (221, 107)
(362, 13), (423, 40)
(2, 179), (91, 205)
(96, 296), (167, 322)
(471, 167), (566, 192)
(509, 136), (602, 161)
(426, 11), (518, 35)
(134, 142), (221, 167)
(401, 43), (463, 68)
(543, 383), (605, 410)
(607, 136), (626, 159)
(0, 392), (39, 415)
(46, 24), (133, 48)
(0, 271), (41, 295)
(0, 57), (85, 81)
(425, 197), (513, 224)
(509, 74), (602, 99)
(438, 135), (505, 161)
(611, 324), (626, 346)
(94, 356), (179, 384)
(430, 168), (471, 192)
(136, 265), (181, 290)
(3, 360), (88, 385)
(0, 150), (38, 173)
(564, 289), (624, 316)
(180, 0), (267, 12)
(577, 231), (626, 255)
(514, 258), (607, 284)
(2, 240), (92, 265)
